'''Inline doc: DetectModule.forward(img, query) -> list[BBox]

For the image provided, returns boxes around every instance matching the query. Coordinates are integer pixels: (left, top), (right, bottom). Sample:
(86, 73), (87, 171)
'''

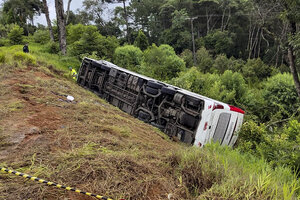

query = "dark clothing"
(23, 45), (29, 53)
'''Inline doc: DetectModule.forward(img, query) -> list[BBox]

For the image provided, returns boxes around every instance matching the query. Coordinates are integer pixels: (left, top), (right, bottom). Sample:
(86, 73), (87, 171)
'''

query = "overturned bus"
(77, 58), (245, 147)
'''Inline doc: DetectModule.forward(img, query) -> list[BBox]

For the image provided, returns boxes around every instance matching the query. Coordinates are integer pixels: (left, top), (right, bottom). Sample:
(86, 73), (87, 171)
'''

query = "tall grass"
(171, 143), (300, 200)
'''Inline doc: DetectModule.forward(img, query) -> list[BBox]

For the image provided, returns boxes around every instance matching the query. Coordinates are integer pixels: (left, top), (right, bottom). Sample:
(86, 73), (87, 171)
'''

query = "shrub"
(0, 52), (6, 63)
(114, 45), (143, 72)
(257, 120), (300, 173)
(140, 44), (186, 80)
(237, 120), (267, 154)
(33, 30), (50, 44)
(79, 51), (100, 61)
(170, 67), (219, 96)
(0, 38), (10, 47)
(8, 25), (24, 45)
(13, 52), (36, 65)
(242, 58), (272, 83)
(45, 41), (60, 54)
(262, 73), (299, 121)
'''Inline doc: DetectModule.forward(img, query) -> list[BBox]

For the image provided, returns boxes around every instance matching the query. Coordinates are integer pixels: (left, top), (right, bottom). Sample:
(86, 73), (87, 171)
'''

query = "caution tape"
(0, 167), (113, 200)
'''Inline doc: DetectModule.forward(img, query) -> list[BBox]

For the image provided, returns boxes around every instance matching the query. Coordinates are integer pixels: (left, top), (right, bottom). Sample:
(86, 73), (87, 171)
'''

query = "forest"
(0, 0), (299, 181)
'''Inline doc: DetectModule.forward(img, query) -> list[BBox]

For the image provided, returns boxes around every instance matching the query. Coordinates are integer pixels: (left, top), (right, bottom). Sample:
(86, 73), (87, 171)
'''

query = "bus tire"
(145, 86), (159, 95)
(161, 87), (176, 96)
(147, 81), (163, 89)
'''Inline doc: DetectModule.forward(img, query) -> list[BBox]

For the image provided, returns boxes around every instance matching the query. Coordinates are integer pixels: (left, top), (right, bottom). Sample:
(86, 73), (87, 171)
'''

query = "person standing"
(23, 44), (29, 53)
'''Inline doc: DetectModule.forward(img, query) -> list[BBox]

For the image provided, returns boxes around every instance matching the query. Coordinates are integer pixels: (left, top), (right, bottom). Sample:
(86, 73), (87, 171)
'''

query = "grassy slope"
(0, 45), (299, 200)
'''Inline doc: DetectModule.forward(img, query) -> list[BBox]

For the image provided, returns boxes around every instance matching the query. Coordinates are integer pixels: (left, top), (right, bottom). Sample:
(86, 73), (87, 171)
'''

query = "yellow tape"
(0, 167), (114, 200)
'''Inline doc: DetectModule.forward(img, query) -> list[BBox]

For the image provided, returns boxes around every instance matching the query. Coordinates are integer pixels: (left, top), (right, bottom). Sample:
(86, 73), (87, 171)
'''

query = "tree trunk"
(55, 0), (67, 55)
(43, 0), (54, 42)
(66, 0), (72, 25)
(288, 21), (300, 98)
(122, 0), (130, 44)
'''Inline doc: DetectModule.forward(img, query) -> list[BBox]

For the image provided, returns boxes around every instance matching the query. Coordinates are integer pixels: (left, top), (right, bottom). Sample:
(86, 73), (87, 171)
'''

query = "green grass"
(0, 43), (80, 72)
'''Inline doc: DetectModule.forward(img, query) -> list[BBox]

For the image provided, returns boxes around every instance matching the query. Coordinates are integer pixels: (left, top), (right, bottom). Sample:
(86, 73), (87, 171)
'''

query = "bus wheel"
(161, 87), (176, 96)
(147, 81), (163, 89)
(145, 86), (159, 95)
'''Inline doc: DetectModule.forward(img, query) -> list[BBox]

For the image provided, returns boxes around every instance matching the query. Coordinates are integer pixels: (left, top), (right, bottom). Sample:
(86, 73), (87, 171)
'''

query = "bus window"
(213, 113), (231, 144)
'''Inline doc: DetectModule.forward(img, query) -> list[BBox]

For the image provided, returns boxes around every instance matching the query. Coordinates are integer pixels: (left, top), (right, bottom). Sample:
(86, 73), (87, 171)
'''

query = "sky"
(0, 0), (124, 25)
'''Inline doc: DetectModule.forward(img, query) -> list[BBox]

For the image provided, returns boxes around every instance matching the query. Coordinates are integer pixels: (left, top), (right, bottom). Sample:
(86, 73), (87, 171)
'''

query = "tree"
(69, 25), (119, 60)
(203, 30), (235, 56)
(140, 44), (186, 80)
(2, 0), (43, 35)
(160, 9), (191, 53)
(66, 0), (72, 25)
(114, 45), (143, 71)
(82, 0), (104, 25)
(55, 0), (67, 55)
(42, 0), (54, 41)
(134, 30), (149, 51)
(281, 0), (300, 98)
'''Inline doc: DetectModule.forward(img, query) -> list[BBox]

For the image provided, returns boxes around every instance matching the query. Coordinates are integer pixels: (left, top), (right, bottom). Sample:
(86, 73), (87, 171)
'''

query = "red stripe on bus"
(229, 105), (245, 114)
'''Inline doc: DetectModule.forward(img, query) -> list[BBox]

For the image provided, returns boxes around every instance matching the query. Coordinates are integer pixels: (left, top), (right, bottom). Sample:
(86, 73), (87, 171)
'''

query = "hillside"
(0, 47), (299, 200)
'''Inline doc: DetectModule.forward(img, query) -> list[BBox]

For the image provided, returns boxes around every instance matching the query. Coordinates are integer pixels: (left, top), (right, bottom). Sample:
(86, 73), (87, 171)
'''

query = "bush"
(8, 25), (24, 45)
(13, 52), (36, 65)
(140, 44), (186, 80)
(170, 69), (247, 105)
(45, 41), (60, 54)
(237, 120), (267, 154)
(262, 73), (299, 121)
(257, 120), (300, 173)
(114, 45), (143, 72)
(33, 30), (50, 44)
(0, 38), (10, 47)
(0, 52), (6, 63)
(170, 67), (219, 96)
(242, 58), (272, 83)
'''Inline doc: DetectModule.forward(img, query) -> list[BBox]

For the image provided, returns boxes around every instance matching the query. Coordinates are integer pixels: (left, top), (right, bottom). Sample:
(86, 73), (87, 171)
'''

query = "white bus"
(77, 58), (245, 147)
